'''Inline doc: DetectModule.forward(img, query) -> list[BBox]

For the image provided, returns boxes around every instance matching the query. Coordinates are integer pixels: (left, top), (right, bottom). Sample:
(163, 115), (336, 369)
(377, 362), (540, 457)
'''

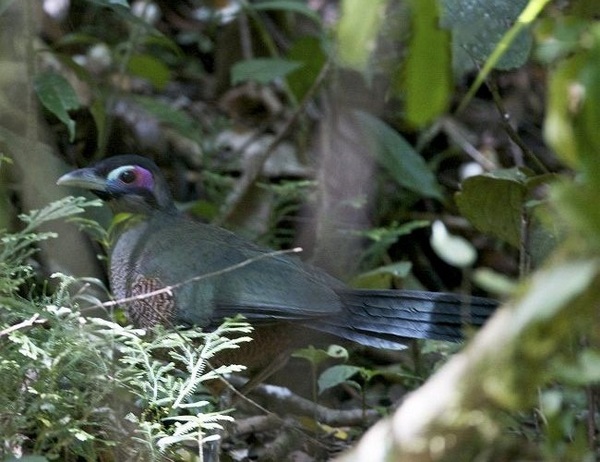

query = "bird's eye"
(107, 165), (153, 190)
(119, 169), (137, 184)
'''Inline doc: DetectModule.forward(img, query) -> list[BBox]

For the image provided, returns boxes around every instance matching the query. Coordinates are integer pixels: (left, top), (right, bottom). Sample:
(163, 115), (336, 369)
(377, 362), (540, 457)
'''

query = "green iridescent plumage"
(58, 155), (497, 351)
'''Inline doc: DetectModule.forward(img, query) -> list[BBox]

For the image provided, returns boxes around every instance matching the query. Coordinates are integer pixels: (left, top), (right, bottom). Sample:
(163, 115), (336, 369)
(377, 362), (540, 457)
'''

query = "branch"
(0, 313), (45, 337)
(228, 376), (380, 427)
(486, 78), (549, 174)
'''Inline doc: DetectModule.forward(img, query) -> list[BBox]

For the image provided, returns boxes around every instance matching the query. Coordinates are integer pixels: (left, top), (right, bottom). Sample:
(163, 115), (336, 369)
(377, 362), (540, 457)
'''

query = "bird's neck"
(106, 192), (178, 215)
(106, 211), (144, 245)
(106, 207), (176, 250)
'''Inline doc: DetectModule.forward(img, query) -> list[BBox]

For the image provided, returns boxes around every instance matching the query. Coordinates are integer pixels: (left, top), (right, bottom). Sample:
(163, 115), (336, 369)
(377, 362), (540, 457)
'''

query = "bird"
(57, 155), (497, 372)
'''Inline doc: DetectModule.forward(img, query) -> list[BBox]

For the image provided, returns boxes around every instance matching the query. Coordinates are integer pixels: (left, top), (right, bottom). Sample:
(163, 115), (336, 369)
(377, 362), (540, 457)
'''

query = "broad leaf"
(455, 168), (538, 247)
(543, 54), (583, 167)
(351, 261), (412, 289)
(556, 349), (600, 385)
(544, 23), (600, 189)
(440, 0), (532, 75)
(574, 39), (600, 185)
(336, 0), (387, 69)
(33, 72), (81, 142)
(86, 0), (157, 30)
(318, 365), (362, 394)
(512, 259), (598, 331)
(231, 58), (302, 85)
(286, 37), (326, 100)
(128, 54), (171, 90)
(133, 95), (203, 145)
(356, 111), (443, 200)
(89, 98), (107, 155)
(292, 344), (348, 366)
(87, 0), (128, 6)
(553, 182), (600, 251)
(400, 0), (452, 126)
(252, 0), (321, 23)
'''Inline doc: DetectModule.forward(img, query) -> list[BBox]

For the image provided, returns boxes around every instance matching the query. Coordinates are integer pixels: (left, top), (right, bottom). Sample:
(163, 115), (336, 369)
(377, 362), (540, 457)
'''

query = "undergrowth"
(0, 197), (252, 461)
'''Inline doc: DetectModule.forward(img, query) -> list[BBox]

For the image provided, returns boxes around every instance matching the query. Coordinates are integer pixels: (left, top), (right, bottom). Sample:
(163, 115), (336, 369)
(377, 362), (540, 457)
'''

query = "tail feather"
(308, 289), (498, 349)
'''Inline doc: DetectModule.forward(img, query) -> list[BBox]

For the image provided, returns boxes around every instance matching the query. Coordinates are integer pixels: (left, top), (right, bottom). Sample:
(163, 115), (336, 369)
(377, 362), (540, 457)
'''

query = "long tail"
(308, 289), (499, 350)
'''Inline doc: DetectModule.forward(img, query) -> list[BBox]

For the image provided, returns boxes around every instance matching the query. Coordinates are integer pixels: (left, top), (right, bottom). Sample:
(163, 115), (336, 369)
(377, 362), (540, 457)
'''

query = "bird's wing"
(112, 214), (344, 327)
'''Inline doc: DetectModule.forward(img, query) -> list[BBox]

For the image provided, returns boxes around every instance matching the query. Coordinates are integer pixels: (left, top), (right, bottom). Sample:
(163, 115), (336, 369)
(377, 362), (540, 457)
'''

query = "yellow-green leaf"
(401, 0), (451, 126)
(336, 0), (387, 69)
(127, 54), (171, 90)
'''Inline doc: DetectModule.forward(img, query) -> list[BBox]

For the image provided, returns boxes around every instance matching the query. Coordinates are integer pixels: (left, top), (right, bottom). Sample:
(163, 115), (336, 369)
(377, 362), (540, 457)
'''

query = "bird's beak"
(57, 168), (107, 192)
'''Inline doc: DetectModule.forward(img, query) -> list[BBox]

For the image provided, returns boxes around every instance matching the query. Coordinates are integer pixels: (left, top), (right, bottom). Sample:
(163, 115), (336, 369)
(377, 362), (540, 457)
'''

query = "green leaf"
(86, 0), (131, 13)
(133, 95), (203, 145)
(555, 349), (600, 385)
(543, 22), (600, 190)
(292, 345), (332, 366)
(534, 17), (588, 64)
(543, 53), (584, 168)
(89, 98), (108, 154)
(357, 220), (429, 269)
(127, 54), (171, 90)
(552, 181), (600, 250)
(318, 365), (362, 394)
(86, 0), (156, 30)
(54, 32), (103, 49)
(440, 0), (533, 75)
(512, 259), (598, 331)
(252, 0), (321, 23)
(336, 0), (387, 69)
(351, 261), (413, 289)
(231, 58), (303, 85)
(454, 0), (549, 112)
(574, 38), (600, 186)
(286, 37), (327, 100)
(455, 168), (533, 247)
(33, 72), (81, 142)
(19, 196), (102, 229)
(88, 0), (129, 6)
(292, 344), (348, 365)
(355, 111), (443, 200)
(400, 0), (451, 126)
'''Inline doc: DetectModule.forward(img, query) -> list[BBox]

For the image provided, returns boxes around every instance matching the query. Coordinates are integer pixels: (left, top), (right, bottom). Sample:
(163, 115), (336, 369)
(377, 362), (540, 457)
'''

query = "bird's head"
(57, 155), (176, 215)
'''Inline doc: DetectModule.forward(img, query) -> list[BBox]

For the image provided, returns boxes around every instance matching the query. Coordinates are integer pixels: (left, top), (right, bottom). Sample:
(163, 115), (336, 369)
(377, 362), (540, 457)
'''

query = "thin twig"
(216, 374), (343, 451)
(0, 313), (45, 337)
(486, 78), (549, 174)
(238, 7), (253, 61)
(440, 118), (497, 171)
(227, 376), (380, 427)
(90, 247), (302, 311)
